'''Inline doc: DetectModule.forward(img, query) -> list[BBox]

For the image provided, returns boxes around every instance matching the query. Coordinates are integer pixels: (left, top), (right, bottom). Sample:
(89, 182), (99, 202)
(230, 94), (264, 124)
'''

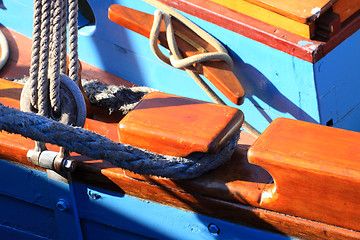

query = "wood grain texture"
(158, 0), (360, 63)
(210, 0), (314, 38)
(333, 0), (360, 22)
(118, 91), (243, 156)
(108, 4), (245, 105)
(242, 0), (336, 22)
(248, 118), (360, 232)
(2, 26), (360, 239)
(0, 81), (358, 239)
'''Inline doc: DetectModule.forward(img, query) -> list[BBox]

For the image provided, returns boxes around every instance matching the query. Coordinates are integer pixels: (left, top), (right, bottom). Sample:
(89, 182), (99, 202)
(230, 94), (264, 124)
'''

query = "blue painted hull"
(0, 0), (360, 239)
(0, 159), (289, 239)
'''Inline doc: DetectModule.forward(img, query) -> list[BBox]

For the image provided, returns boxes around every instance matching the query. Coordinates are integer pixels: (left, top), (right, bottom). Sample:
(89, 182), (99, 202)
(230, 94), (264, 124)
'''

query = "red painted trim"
(159, 0), (360, 63)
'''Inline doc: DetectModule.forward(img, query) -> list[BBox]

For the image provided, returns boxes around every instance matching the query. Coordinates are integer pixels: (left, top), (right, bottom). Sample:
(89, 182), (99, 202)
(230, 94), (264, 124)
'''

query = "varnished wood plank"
(118, 92), (243, 156)
(248, 118), (360, 232)
(210, 0), (315, 38)
(243, 0), (336, 23)
(1, 59), (360, 239)
(159, 0), (360, 63)
(333, 0), (360, 22)
(108, 4), (245, 105)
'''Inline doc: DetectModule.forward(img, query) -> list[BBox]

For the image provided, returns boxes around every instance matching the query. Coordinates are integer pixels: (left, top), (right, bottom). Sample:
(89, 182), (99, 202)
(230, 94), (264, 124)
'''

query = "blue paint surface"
(314, 29), (360, 131)
(0, 1), (359, 237)
(297, 40), (314, 46)
(0, 159), (292, 239)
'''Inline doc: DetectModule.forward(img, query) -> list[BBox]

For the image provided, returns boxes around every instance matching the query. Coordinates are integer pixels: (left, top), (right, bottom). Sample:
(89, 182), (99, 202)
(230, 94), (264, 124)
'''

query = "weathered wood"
(108, 5), (245, 105)
(118, 91), (243, 156)
(248, 118), (360, 232)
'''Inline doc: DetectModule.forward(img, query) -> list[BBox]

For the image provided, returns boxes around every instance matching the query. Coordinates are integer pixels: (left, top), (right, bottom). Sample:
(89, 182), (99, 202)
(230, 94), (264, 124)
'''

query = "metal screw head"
(56, 200), (69, 211)
(88, 190), (101, 200)
(208, 223), (220, 235)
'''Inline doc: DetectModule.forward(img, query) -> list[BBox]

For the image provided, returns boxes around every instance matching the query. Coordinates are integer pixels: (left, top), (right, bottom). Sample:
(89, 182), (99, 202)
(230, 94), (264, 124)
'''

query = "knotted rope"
(145, 0), (261, 138)
(0, 103), (239, 179)
(82, 79), (157, 115)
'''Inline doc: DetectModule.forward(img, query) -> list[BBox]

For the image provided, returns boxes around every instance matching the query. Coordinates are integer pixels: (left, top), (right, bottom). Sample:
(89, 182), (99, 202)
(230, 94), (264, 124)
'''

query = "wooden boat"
(0, 0), (360, 239)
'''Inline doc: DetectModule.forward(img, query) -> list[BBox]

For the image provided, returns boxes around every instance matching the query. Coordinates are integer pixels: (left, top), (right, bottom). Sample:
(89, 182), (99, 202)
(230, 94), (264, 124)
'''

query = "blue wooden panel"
(314, 29), (360, 131)
(0, 160), (56, 239)
(0, 224), (49, 240)
(0, 194), (55, 239)
(74, 185), (290, 240)
(81, 219), (150, 240)
(0, 158), (293, 239)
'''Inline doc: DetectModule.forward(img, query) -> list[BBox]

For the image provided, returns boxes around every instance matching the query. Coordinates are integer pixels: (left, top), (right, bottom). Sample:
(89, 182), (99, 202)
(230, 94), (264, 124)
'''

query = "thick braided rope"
(28, 0), (43, 107)
(60, 0), (67, 74)
(49, 0), (62, 113)
(68, 0), (79, 84)
(37, 0), (52, 117)
(0, 103), (239, 179)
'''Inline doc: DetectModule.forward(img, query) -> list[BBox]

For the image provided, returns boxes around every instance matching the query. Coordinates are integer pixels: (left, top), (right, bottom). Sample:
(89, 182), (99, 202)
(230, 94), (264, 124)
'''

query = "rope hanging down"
(27, 0), (80, 119)
(0, 103), (239, 179)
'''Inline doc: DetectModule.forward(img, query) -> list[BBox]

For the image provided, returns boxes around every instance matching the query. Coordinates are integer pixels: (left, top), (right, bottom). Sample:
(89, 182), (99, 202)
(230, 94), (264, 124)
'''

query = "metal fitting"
(88, 190), (101, 200)
(208, 223), (220, 235)
(56, 199), (69, 211)
(63, 159), (77, 172)
(26, 149), (77, 173)
(38, 150), (58, 170)
(27, 149), (42, 165)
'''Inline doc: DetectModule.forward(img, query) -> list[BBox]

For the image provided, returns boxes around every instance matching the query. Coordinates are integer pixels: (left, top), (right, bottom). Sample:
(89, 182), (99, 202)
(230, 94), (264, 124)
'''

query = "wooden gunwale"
(158, 0), (360, 63)
(1, 27), (360, 239)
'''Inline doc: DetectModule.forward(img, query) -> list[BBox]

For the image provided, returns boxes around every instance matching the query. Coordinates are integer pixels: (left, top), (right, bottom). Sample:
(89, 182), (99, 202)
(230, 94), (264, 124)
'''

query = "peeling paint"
(311, 7), (321, 18)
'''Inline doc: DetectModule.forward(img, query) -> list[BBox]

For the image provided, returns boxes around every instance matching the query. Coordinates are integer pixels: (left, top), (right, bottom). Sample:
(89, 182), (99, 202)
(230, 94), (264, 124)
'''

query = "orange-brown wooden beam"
(108, 5), (245, 105)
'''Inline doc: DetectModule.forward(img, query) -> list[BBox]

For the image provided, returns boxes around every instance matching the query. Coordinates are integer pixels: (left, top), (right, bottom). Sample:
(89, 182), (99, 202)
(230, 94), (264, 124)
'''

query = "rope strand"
(0, 103), (238, 179)
(68, 0), (79, 84)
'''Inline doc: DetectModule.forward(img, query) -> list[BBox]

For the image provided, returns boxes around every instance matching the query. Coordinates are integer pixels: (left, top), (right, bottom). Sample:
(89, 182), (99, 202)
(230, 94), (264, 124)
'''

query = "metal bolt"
(88, 190), (101, 200)
(208, 223), (220, 235)
(56, 200), (69, 211)
(63, 159), (76, 172)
